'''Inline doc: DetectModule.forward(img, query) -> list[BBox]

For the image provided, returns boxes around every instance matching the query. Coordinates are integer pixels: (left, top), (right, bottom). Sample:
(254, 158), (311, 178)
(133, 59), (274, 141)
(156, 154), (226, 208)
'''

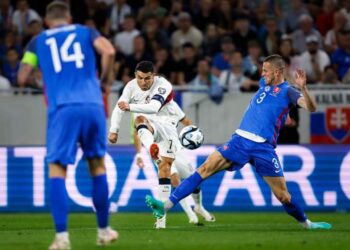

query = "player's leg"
(134, 116), (158, 160)
(146, 150), (231, 218)
(263, 176), (331, 229)
(82, 105), (118, 244)
(173, 150), (215, 222)
(171, 170), (198, 224)
(88, 158), (118, 244)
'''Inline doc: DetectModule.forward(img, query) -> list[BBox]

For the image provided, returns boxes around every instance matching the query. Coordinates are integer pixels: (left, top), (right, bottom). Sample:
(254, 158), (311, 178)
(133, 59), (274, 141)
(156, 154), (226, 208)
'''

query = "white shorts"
(170, 148), (195, 178)
(147, 116), (182, 159)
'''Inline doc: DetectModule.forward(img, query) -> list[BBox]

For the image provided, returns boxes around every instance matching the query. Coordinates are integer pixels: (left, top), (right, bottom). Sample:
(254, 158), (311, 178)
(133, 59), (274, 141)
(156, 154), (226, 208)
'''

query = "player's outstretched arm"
(17, 63), (34, 87)
(294, 69), (317, 112)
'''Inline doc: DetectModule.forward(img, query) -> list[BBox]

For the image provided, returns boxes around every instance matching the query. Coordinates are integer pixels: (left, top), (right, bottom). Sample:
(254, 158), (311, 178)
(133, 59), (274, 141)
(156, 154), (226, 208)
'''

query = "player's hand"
(118, 101), (130, 111)
(108, 132), (118, 144)
(136, 154), (145, 168)
(294, 69), (307, 90)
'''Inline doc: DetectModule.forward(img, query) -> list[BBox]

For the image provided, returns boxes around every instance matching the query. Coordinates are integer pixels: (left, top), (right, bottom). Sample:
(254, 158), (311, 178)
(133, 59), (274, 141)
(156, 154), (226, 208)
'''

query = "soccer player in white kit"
(132, 101), (215, 226)
(109, 61), (184, 228)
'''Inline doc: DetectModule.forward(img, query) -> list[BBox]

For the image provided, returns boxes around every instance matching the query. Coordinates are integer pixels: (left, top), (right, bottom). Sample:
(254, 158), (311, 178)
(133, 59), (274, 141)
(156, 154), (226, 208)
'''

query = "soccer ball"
(179, 125), (204, 150)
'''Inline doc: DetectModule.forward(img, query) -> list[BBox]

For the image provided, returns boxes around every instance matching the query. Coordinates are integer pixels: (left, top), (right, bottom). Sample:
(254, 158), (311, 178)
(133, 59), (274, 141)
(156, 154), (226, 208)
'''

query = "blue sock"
(92, 174), (109, 228)
(283, 196), (307, 222)
(169, 172), (203, 205)
(50, 177), (68, 232)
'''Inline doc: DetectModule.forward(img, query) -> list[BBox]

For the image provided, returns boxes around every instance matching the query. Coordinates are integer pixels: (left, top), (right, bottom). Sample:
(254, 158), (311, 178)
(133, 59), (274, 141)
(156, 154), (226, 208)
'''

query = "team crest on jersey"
(273, 86), (280, 94)
(158, 87), (166, 95)
(264, 86), (271, 92)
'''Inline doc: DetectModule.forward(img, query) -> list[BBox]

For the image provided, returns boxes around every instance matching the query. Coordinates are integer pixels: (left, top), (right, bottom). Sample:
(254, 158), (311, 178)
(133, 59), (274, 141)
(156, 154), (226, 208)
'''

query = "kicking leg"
(134, 116), (159, 160)
(264, 176), (331, 230)
(146, 150), (231, 218)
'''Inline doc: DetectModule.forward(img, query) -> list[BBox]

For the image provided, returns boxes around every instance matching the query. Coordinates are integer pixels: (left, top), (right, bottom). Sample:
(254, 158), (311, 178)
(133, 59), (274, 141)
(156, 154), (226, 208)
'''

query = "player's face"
(135, 71), (154, 91)
(261, 62), (281, 85)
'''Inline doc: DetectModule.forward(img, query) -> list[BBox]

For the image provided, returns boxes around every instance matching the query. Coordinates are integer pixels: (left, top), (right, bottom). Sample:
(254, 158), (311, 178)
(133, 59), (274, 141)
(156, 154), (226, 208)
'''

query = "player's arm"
(294, 69), (317, 112)
(92, 32), (115, 88)
(17, 38), (38, 86)
(108, 84), (132, 143)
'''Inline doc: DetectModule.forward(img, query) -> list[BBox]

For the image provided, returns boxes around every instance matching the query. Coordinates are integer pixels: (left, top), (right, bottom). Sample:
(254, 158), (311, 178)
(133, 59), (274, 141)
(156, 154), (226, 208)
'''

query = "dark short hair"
(46, 1), (70, 20)
(263, 54), (285, 69)
(135, 61), (154, 73)
(182, 42), (195, 49)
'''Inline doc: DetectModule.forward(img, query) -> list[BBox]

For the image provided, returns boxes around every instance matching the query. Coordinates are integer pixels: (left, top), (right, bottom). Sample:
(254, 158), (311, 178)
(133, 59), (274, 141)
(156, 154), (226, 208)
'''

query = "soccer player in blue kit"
(17, 2), (117, 249)
(146, 54), (332, 230)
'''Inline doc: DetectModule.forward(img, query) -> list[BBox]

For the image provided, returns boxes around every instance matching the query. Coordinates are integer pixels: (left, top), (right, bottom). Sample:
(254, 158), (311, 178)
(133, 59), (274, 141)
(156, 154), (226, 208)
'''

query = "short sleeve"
(151, 77), (172, 105)
(287, 86), (302, 106)
(89, 27), (101, 43)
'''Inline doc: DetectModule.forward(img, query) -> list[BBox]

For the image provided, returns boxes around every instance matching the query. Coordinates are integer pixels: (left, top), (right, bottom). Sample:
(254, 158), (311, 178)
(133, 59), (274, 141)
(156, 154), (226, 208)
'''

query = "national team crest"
(325, 107), (350, 143)
(273, 86), (280, 94)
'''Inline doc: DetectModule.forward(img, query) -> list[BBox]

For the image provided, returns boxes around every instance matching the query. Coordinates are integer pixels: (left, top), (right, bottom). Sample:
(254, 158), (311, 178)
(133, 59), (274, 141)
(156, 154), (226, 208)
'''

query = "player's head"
(135, 61), (155, 91)
(45, 1), (72, 27)
(262, 54), (285, 85)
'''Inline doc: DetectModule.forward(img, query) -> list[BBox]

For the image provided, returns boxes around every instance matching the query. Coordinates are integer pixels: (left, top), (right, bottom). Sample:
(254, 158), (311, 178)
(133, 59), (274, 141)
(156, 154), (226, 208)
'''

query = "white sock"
(164, 200), (174, 212)
(137, 127), (154, 149)
(157, 183), (171, 226)
(179, 199), (196, 219)
(301, 219), (312, 228)
(192, 190), (202, 208)
(56, 231), (69, 240)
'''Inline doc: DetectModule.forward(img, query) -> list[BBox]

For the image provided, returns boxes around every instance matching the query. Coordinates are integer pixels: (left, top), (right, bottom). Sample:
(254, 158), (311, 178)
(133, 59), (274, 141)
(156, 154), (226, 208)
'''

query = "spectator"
(211, 36), (235, 77)
(216, 0), (234, 35)
(231, 13), (258, 57)
(0, 0), (13, 36)
(162, 0), (184, 36)
(11, 0), (41, 36)
(299, 34), (331, 83)
(292, 14), (322, 54)
(137, 0), (167, 24)
(175, 42), (199, 85)
(339, 0), (350, 30)
(281, 0), (309, 33)
(219, 51), (254, 93)
(2, 47), (20, 86)
(242, 40), (264, 81)
(22, 19), (43, 47)
(192, 0), (219, 33)
(0, 31), (21, 62)
(122, 35), (153, 83)
(171, 12), (203, 60)
(259, 15), (282, 56)
(325, 11), (348, 54)
(153, 47), (175, 81)
(190, 57), (223, 104)
(110, 0), (132, 34)
(113, 14), (140, 56)
(141, 15), (170, 57)
(321, 65), (341, 84)
(331, 29), (350, 82)
(278, 35), (301, 74)
(316, 0), (337, 36)
(201, 23), (220, 57)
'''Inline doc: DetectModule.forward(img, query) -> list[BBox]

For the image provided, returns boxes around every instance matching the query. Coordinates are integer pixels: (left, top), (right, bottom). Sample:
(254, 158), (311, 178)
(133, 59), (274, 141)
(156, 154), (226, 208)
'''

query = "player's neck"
(272, 77), (285, 86)
(49, 20), (70, 28)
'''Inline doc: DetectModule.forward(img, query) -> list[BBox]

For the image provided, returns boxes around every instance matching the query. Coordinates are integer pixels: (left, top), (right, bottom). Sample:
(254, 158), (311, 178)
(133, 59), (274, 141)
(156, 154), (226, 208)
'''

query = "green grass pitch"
(0, 212), (349, 250)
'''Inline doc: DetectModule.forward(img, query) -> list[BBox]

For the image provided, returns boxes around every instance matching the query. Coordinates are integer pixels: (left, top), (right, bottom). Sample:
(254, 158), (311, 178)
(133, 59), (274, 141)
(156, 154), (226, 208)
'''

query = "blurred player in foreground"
(17, 2), (117, 249)
(146, 54), (332, 230)
(132, 102), (215, 225)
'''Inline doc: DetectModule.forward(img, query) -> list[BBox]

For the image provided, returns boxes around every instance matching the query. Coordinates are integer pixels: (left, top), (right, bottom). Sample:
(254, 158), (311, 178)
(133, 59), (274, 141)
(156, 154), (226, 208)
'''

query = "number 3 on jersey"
(256, 92), (266, 104)
(46, 33), (85, 73)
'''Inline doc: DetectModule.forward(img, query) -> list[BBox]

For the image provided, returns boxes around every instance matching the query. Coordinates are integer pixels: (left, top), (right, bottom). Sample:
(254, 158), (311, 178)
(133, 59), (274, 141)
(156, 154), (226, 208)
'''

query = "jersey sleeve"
(150, 77), (173, 106)
(172, 101), (186, 122)
(287, 86), (302, 106)
(21, 36), (38, 68)
(89, 27), (101, 43)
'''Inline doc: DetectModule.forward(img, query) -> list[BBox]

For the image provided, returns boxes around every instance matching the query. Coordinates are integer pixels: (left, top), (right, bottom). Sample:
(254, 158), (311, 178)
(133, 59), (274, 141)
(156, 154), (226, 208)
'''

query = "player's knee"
(134, 115), (148, 126)
(275, 191), (291, 204)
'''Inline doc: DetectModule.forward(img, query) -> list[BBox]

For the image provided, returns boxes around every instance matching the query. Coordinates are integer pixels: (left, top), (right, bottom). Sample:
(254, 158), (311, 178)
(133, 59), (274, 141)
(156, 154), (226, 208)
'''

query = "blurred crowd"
(0, 0), (350, 94)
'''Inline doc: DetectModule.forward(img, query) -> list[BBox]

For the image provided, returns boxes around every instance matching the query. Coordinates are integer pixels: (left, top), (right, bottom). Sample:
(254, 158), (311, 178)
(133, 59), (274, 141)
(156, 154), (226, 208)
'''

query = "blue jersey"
(23, 24), (103, 111)
(238, 78), (302, 146)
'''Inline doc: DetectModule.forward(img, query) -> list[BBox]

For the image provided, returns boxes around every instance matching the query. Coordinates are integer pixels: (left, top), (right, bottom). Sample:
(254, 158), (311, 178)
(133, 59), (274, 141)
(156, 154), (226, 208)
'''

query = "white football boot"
(194, 206), (216, 222)
(97, 227), (119, 246)
(48, 233), (71, 250)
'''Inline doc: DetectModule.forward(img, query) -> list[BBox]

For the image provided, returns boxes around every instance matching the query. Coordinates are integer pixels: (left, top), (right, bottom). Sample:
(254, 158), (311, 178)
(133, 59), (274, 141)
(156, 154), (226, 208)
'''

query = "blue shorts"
(46, 104), (107, 165)
(217, 134), (283, 177)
